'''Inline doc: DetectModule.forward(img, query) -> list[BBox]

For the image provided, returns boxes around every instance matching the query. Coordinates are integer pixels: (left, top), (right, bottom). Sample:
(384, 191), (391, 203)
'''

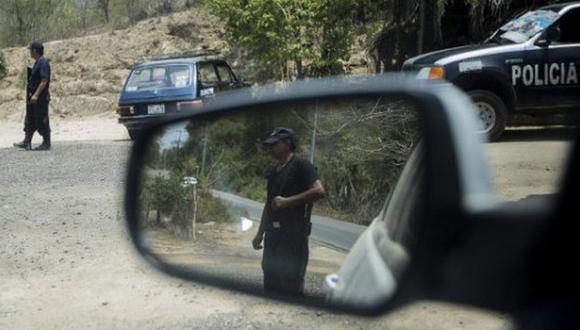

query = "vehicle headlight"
(417, 66), (445, 80)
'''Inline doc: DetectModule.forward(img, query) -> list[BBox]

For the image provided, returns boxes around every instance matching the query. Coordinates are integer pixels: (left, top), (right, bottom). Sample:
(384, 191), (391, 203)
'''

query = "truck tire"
(467, 90), (508, 142)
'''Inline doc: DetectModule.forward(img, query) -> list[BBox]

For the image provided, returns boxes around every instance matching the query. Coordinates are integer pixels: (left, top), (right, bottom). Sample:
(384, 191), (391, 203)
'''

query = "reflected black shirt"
(266, 155), (319, 233)
(28, 57), (51, 103)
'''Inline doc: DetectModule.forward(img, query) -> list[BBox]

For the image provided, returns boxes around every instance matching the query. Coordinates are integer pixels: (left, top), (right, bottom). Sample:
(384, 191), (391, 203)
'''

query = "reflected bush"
(140, 174), (234, 239)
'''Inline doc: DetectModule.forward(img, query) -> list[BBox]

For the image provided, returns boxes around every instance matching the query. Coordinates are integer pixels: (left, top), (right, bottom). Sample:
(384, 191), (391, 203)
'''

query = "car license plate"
(148, 104), (165, 115)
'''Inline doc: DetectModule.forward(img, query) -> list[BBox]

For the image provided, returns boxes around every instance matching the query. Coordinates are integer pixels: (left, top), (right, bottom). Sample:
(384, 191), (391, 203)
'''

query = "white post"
(201, 125), (209, 176)
(192, 181), (198, 241)
(310, 101), (319, 164)
(182, 176), (199, 241)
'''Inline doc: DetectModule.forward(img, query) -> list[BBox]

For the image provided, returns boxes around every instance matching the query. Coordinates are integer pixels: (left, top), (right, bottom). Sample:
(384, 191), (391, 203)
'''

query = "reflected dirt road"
(145, 223), (346, 299)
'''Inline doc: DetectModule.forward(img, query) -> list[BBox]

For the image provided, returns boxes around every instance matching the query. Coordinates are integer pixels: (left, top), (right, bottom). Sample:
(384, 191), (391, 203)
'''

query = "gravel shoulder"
(3, 120), (570, 329)
(484, 127), (575, 202)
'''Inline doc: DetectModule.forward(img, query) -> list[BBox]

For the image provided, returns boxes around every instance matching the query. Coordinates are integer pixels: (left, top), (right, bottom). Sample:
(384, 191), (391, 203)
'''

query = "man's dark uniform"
(262, 155), (318, 295)
(26, 54), (51, 144)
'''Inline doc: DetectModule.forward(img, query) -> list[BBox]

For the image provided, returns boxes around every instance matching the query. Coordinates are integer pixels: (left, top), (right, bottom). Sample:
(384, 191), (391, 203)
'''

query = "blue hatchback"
(117, 55), (246, 139)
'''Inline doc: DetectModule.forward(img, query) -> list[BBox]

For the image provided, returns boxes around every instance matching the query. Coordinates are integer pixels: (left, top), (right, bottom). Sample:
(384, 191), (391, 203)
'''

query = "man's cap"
(263, 127), (296, 145)
(28, 41), (44, 51)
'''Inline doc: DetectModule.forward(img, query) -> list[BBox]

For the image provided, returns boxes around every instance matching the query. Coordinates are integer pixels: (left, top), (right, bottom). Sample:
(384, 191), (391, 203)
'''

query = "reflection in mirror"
(137, 96), (422, 308)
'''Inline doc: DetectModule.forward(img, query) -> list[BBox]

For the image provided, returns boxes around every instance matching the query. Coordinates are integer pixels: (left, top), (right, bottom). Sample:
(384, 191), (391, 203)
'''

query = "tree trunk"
(127, 0), (138, 25)
(418, 0), (425, 54)
(16, 5), (25, 46)
(469, 3), (485, 42)
(295, 59), (303, 79)
(421, 0), (442, 53)
(99, 0), (110, 23)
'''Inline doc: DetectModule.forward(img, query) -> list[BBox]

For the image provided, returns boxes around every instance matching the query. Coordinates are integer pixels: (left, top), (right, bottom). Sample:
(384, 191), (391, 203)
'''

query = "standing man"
(13, 41), (51, 151)
(252, 127), (326, 296)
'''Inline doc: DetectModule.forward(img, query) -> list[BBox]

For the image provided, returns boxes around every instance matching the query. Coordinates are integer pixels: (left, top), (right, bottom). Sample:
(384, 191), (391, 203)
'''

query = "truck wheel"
(467, 90), (508, 142)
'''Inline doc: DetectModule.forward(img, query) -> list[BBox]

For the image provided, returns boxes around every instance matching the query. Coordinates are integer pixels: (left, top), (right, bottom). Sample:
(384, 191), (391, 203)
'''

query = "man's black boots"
(33, 134), (51, 151)
(13, 133), (33, 150)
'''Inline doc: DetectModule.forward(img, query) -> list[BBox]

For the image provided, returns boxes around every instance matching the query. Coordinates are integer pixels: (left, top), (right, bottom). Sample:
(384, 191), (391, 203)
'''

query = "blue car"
(117, 54), (246, 139)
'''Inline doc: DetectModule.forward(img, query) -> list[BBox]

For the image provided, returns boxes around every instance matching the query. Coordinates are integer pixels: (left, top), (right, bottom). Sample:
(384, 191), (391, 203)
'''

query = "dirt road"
(1, 117), (573, 329)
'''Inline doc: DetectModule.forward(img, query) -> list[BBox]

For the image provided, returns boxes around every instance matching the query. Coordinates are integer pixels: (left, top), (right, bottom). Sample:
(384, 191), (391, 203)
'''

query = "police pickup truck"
(402, 2), (580, 141)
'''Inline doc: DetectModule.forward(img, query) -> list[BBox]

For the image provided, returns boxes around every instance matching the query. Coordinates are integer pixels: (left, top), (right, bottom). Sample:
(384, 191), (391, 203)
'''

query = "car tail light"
(118, 105), (135, 115)
(176, 100), (203, 111)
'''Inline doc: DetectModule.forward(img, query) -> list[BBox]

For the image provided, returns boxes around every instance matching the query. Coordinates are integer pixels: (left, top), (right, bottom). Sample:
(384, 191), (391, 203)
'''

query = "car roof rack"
(148, 49), (221, 61)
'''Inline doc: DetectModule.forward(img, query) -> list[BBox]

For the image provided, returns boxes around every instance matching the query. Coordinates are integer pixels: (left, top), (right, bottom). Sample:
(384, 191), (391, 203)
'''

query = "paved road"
(211, 190), (366, 251)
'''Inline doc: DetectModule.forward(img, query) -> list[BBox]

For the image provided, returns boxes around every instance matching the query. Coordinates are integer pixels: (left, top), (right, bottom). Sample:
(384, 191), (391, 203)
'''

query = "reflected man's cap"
(28, 41), (44, 52)
(263, 127), (296, 146)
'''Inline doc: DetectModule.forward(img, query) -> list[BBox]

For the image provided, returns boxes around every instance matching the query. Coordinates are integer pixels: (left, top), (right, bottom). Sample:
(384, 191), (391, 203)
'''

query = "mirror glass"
(136, 96), (423, 308)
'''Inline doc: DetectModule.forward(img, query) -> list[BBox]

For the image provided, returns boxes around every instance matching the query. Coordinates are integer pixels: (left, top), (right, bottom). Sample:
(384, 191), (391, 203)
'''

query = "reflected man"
(252, 127), (326, 296)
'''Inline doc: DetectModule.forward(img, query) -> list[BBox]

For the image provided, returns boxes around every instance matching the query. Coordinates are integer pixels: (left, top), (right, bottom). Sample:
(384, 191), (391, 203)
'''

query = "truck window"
(555, 8), (580, 43)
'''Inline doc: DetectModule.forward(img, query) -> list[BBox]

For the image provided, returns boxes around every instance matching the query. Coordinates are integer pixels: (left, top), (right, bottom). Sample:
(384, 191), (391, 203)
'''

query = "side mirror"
(125, 75), (539, 315)
(536, 26), (561, 47)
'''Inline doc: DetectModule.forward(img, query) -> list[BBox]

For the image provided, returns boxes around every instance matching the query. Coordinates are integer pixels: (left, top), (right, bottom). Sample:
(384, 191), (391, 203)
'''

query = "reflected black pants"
(261, 229), (309, 296)
(24, 101), (51, 137)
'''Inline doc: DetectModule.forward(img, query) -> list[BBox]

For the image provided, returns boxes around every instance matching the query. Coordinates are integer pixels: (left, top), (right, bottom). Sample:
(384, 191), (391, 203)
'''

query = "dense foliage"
(209, 0), (555, 76)
(0, 0), (198, 48)
(0, 0), (555, 80)
(208, 0), (356, 80)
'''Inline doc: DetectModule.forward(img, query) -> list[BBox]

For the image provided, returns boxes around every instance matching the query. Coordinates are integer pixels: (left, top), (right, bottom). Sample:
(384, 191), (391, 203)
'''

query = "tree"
(0, 0), (80, 47)
(77, 0), (92, 31)
(208, 0), (356, 81)
(125, 0), (139, 24)
(0, 51), (6, 80)
(363, 0), (553, 72)
(97, 0), (110, 23)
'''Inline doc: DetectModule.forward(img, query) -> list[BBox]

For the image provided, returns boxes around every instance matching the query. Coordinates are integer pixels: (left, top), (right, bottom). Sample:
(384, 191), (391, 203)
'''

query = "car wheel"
(467, 90), (508, 142)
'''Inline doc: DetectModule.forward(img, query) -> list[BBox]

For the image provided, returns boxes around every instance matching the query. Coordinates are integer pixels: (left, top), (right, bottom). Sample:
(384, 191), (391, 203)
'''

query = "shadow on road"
(498, 126), (578, 142)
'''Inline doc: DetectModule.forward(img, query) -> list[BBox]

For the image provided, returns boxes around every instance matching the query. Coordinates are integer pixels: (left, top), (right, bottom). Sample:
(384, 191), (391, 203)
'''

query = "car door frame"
(527, 5), (580, 111)
(196, 61), (221, 98)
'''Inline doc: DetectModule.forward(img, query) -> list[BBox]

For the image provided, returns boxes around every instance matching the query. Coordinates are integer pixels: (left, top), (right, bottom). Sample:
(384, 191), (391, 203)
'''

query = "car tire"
(467, 90), (508, 142)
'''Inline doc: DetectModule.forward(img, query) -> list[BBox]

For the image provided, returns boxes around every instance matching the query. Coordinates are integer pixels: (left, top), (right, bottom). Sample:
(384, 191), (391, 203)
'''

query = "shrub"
(0, 51), (7, 80)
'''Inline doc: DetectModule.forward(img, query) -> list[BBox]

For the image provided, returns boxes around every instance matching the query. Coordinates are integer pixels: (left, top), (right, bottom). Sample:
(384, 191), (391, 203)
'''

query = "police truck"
(402, 1), (580, 141)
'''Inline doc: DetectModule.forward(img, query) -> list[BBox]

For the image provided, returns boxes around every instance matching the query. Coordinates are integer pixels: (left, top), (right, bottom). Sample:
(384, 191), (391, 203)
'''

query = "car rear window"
(125, 64), (192, 92)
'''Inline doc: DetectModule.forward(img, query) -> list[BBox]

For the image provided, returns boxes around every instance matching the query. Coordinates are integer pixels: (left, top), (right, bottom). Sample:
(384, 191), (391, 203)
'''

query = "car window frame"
(381, 143), (423, 246)
(215, 62), (235, 84)
(197, 61), (220, 87)
(551, 7), (580, 44)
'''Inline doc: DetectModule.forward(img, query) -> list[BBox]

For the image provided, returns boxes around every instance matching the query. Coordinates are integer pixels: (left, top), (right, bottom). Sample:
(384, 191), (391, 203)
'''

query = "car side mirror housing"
(124, 75), (543, 315)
